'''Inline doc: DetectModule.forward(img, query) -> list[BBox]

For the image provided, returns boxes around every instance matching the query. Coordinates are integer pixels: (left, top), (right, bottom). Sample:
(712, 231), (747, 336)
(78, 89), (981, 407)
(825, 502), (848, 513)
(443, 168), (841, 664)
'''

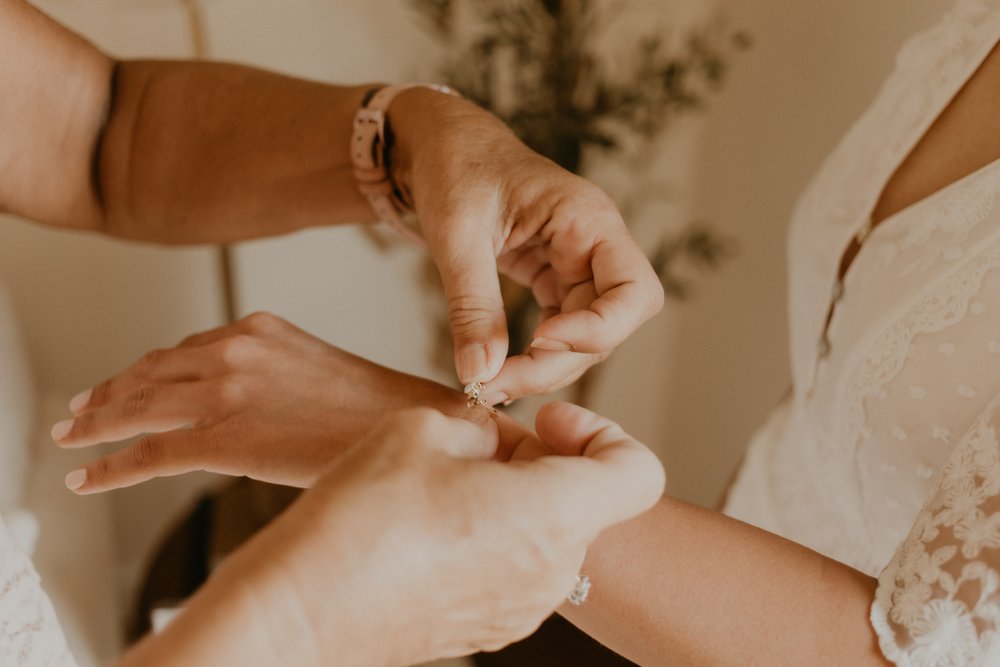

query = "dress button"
(831, 280), (844, 302)
(817, 335), (831, 359)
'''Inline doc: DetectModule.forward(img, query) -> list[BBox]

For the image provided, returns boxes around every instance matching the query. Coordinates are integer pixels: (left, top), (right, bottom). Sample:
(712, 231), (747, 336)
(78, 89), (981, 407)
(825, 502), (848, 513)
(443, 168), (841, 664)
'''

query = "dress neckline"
(838, 39), (1000, 284)
(814, 34), (1000, 366)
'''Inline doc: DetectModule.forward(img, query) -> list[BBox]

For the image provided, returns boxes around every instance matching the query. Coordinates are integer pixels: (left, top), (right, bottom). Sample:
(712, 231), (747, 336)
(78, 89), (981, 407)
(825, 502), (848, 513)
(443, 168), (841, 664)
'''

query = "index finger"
(535, 226), (663, 354)
(487, 347), (595, 402)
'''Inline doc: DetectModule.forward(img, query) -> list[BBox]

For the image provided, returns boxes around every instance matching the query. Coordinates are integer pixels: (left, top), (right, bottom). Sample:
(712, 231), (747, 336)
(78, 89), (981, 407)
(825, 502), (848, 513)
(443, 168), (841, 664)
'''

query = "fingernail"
(502, 399), (514, 407)
(457, 344), (488, 384)
(51, 419), (74, 442)
(69, 388), (92, 413)
(530, 337), (574, 352)
(480, 391), (509, 406)
(65, 469), (87, 491)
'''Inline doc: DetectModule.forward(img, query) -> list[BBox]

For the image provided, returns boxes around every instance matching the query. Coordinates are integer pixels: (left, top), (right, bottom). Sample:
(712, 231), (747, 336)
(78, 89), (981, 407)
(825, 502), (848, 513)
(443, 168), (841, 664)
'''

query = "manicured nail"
(65, 469), (87, 491)
(51, 419), (74, 441)
(480, 391), (509, 406)
(69, 388), (93, 413)
(502, 398), (514, 407)
(457, 344), (488, 384)
(530, 337), (574, 352)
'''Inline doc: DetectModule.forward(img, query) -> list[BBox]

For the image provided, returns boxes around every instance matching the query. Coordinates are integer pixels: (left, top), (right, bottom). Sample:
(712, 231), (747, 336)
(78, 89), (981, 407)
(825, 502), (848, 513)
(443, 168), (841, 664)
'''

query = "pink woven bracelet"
(350, 83), (459, 246)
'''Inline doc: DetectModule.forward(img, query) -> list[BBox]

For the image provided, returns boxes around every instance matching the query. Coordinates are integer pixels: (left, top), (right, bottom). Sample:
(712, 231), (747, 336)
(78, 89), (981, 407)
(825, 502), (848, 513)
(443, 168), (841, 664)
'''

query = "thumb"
(427, 218), (509, 385)
(532, 401), (666, 532)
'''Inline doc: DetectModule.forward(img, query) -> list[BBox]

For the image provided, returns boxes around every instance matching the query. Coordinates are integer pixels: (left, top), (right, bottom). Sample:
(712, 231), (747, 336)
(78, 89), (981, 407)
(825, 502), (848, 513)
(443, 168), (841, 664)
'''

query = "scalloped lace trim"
(872, 394), (1000, 666)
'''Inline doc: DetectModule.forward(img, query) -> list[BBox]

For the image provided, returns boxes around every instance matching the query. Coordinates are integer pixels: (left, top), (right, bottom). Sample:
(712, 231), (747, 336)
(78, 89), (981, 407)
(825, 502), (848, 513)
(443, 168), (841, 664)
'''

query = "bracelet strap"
(351, 83), (458, 246)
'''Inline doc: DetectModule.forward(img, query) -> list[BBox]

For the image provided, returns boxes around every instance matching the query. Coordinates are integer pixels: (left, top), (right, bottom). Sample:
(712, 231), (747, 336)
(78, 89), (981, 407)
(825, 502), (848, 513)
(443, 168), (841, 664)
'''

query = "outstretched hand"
(51, 312), (470, 493)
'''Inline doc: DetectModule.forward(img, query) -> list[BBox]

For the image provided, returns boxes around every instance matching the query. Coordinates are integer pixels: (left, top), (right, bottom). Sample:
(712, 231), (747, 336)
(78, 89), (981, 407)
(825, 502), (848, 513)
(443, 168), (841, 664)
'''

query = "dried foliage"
(414, 0), (748, 174)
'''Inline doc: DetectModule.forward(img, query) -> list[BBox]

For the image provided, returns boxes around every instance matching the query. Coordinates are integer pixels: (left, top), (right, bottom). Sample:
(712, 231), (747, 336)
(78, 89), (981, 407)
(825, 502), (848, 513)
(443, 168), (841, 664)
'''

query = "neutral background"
(0, 0), (952, 661)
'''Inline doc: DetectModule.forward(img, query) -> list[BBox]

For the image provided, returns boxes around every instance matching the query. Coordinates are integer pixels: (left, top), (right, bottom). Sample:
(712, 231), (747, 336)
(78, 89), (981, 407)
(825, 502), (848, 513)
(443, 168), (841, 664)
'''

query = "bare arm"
(0, 0), (378, 240)
(561, 497), (889, 666)
(115, 405), (666, 667)
(95, 60), (376, 242)
(7, 0), (665, 402)
(114, 498), (378, 667)
(0, 0), (110, 228)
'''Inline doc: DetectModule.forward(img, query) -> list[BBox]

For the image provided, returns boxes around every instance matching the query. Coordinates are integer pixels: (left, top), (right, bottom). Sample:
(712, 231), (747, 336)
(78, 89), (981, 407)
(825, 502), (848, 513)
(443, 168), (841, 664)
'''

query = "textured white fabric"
(0, 517), (76, 667)
(723, 1), (1000, 664)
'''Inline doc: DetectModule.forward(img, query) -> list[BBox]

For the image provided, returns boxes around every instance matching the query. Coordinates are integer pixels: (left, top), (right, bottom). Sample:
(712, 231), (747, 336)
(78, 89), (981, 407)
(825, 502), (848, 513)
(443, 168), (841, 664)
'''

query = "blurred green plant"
(410, 0), (747, 400)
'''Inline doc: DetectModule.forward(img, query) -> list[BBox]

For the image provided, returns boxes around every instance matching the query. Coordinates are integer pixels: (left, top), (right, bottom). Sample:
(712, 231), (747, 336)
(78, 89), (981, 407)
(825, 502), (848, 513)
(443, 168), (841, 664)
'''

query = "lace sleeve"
(0, 518), (76, 667)
(872, 393), (1000, 666)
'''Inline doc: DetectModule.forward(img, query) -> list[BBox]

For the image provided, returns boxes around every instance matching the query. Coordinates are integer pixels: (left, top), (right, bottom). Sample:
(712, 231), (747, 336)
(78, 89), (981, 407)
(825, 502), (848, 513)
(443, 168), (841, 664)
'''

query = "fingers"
(427, 218), (509, 386)
(70, 316), (274, 416)
(486, 348), (595, 403)
(486, 280), (601, 400)
(529, 401), (665, 533)
(53, 382), (210, 448)
(493, 411), (540, 462)
(64, 430), (202, 495)
(71, 346), (221, 415)
(534, 225), (663, 354)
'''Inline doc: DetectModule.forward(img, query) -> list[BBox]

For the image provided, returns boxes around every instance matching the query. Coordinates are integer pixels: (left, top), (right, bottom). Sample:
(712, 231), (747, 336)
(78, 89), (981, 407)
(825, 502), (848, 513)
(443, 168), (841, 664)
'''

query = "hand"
(132, 404), (664, 667)
(51, 311), (469, 493)
(391, 89), (664, 402)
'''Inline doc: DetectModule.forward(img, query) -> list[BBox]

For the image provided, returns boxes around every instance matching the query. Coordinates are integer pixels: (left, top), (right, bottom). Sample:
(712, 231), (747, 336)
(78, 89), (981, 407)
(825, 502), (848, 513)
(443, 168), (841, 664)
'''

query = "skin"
(11, 0), (999, 662)
(59, 313), (892, 665)
(53, 28), (1000, 667)
(0, 1), (666, 664)
(56, 312), (478, 491)
(0, 0), (663, 402)
(561, 33), (1000, 667)
(114, 404), (666, 667)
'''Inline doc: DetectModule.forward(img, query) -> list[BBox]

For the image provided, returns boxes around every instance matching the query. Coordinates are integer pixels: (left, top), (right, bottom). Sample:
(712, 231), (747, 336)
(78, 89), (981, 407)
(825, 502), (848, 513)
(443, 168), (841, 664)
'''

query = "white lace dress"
(0, 517), (75, 667)
(723, 1), (1000, 664)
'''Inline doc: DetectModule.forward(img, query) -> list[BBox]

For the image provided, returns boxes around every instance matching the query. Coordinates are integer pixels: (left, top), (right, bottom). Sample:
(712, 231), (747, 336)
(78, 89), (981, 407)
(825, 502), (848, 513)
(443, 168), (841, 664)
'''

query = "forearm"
(116, 490), (381, 667)
(115, 561), (295, 667)
(563, 498), (889, 666)
(1, 0), (386, 240)
(96, 61), (378, 242)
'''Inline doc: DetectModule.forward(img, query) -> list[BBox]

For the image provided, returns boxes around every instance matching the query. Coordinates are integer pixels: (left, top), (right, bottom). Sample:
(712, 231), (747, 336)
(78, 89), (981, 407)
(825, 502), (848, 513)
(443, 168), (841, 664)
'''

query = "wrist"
(387, 87), (440, 204)
(386, 87), (485, 205)
(212, 498), (394, 667)
(117, 551), (317, 667)
(388, 371), (469, 419)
